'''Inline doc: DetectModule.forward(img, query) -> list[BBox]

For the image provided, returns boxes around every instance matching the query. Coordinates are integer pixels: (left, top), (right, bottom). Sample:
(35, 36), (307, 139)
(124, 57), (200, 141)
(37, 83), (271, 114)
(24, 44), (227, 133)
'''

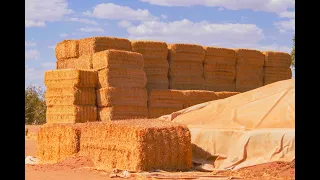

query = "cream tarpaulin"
(159, 79), (295, 170)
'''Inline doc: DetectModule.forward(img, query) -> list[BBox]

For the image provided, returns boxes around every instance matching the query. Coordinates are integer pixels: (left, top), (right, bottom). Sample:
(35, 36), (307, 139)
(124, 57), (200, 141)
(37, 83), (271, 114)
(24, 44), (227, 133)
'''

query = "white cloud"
(117, 20), (133, 28)
(25, 0), (73, 28)
(25, 20), (46, 27)
(279, 11), (295, 19)
(125, 19), (264, 46)
(79, 27), (105, 33)
(25, 62), (55, 85)
(140, 0), (295, 13)
(274, 19), (295, 32)
(85, 3), (156, 20)
(25, 49), (40, 60)
(25, 41), (36, 47)
(161, 14), (168, 19)
(66, 17), (98, 25)
(218, 7), (224, 11)
(248, 44), (291, 53)
(60, 33), (68, 37)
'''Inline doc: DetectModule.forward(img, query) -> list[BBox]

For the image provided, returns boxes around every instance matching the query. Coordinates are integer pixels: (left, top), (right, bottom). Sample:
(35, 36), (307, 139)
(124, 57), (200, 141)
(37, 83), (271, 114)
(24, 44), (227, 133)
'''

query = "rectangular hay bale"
(46, 105), (97, 123)
(97, 68), (147, 88)
(263, 51), (292, 67)
(98, 106), (148, 121)
(96, 87), (148, 107)
(45, 87), (96, 106)
(44, 69), (97, 88)
(36, 123), (81, 163)
(92, 50), (144, 70)
(148, 90), (185, 109)
(131, 40), (168, 60)
(78, 36), (132, 56)
(169, 77), (205, 90)
(56, 55), (93, 70)
(55, 40), (79, 60)
(148, 107), (183, 118)
(79, 119), (192, 172)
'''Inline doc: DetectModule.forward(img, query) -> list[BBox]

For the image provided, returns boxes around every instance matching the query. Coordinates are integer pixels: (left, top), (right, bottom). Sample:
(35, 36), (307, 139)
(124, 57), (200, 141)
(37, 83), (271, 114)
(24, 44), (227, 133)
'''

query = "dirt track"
(25, 125), (294, 180)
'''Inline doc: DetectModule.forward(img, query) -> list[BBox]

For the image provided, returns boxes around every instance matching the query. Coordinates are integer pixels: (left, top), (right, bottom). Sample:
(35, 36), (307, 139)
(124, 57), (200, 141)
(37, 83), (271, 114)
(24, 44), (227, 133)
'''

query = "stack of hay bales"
(263, 51), (292, 85)
(55, 37), (132, 70)
(131, 41), (169, 92)
(44, 69), (98, 123)
(168, 44), (205, 90)
(92, 50), (148, 121)
(235, 49), (265, 92)
(148, 90), (239, 118)
(203, 47), (237, 91)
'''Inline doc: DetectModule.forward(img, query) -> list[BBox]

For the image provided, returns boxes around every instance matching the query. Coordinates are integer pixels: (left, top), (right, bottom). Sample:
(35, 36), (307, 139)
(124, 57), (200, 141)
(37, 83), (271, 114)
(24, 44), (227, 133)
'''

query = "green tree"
(25, 85), (46, 125)
(291, 35), (295, 68)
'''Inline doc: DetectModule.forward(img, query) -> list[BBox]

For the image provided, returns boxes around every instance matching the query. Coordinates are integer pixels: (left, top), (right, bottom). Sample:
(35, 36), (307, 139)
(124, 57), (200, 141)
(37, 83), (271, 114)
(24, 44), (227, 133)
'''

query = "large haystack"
(263, 51), (292, 85)
(235, 49), (265, 92)
(79, 119), (192, 172)
(131, 41), (169, 92)
(168, 44), (205, 90)
(203, 47), (237, 91)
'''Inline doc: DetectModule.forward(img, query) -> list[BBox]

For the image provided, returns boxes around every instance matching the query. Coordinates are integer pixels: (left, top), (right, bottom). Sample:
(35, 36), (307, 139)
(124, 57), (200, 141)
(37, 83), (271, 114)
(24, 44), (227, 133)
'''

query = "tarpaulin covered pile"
(159, 79), (295, 170)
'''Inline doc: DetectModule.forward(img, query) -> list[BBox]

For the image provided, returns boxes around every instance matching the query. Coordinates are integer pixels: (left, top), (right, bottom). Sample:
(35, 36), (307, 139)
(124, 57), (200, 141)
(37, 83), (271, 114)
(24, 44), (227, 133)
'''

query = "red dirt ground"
(25, 125), (295, 180)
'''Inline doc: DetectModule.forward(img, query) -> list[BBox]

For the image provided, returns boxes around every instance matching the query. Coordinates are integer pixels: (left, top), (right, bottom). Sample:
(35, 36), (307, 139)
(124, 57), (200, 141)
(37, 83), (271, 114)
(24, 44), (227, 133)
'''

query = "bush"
(25, 85), (46, 125)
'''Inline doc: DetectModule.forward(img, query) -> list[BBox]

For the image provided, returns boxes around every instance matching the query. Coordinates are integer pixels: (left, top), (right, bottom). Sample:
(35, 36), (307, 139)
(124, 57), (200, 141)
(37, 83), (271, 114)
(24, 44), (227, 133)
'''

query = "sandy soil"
(25, 125), (294, 180)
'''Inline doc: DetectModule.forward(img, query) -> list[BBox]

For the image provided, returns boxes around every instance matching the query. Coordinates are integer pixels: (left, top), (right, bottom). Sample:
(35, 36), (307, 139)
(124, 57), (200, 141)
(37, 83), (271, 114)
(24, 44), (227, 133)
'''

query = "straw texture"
(46, 105), (97, 123)
(98, 106), (148, 121)
(55, 40), (79, 60)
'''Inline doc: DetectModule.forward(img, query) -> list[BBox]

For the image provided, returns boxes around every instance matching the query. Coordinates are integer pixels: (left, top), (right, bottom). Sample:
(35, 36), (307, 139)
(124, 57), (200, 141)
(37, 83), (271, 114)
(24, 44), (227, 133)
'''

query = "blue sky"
(25, 0), (295, 87)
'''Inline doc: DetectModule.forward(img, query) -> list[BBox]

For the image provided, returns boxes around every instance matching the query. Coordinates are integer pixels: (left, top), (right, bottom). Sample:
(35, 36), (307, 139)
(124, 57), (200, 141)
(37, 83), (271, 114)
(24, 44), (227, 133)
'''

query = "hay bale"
(98, 106), (148, 121)
(143, 58), (169, 68)
(169, 77), (205, 90)
(56, 55), (93, 70)
(149, 90), (185, 109)
(96, 87), (148, 107)
(44, 69), (97, 88)
(168, 44), (205, 55)
(263, 51), (291, 67)
(169, 61), (203, 77)
(131, 40), (168, 60)
(144, 67), (168, 77)
(36, 123), (81, 163)
(56, 58), (76, 69)
(78, 36), (132, 56)
(203, 64), (236, 80)
(148, 107), (182, 118)
(204, 46), (236, 59)
(205, 78), (236, 92)
(92, 50), (144, 70)
(79, 119), (192, 171)
(264, 67), (292, 85)
(46, 105), (97, 123)
(55, 40), (79, 60)
(235, 48), (265, 59)
(97, 68), (147, 88)
(45, 87), (96, 106)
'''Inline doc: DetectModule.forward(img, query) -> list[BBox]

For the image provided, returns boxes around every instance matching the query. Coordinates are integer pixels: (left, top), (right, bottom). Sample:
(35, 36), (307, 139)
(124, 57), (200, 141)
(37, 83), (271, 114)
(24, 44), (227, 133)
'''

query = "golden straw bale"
(236, 57), (265, 67)
(204, 46), (236, 58)
(44, 69), (97, 88)
(264, 67), (292, 85)
(96, 87), (148, 107)
(204, 56), (237, 66)
(92, 50), (144, 70)
(45, 87), (96, 106)
(148, 90), (185, 109)
(36, 123), (82, 163)
(169, 77), (205, 90)
(98, 106), (148, 121)
(205, 78), (236, 92)
(235, 48), (265, 59)
(78, 36), (132, 56)
(97, 68), (147, 88)
(79, 119), (192, 172)
(148, 107), (182, 118)
(55, 40), (79, 60)
(263, 51), (291, 67)
(56, 55), (93, 70)
(131, 40), (168, 60)
(169, 61), (203, 77)
(146, 82), (169, 92)
(56, 58), (76, 69)
(168, 44), (205, 55)
(144, 58), (169, 68)
(203, 64), (236, 80)
(144, 66), (168, 77)
(46, 105), (97, 123)
(168, 51), (205, 63)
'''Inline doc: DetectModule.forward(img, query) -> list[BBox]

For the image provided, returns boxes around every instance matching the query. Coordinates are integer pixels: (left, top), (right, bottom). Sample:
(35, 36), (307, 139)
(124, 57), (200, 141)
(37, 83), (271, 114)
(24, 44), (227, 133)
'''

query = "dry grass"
(78, 36), (131, 56)
(79, 119), (192, 172)
(96, 87), (148, 107)
(131, 40), (168, 60)
(36, 123), (82, 164)
(98, 106), (148, 121)
(45, 87), (96, 106)
(97, 68), (147, 88)
(56, 55), (93, 70)
(264, 67), (292, 85)
(92, 50), (144, 70)
(55, 40), (79, 60)
(46, 105), (97, 123)
(44, 69), (97, 88)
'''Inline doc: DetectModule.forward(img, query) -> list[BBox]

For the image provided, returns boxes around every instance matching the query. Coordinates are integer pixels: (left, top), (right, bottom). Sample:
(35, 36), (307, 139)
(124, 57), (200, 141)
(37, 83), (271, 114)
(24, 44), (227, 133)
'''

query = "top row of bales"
(55, 36), (292, 93)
